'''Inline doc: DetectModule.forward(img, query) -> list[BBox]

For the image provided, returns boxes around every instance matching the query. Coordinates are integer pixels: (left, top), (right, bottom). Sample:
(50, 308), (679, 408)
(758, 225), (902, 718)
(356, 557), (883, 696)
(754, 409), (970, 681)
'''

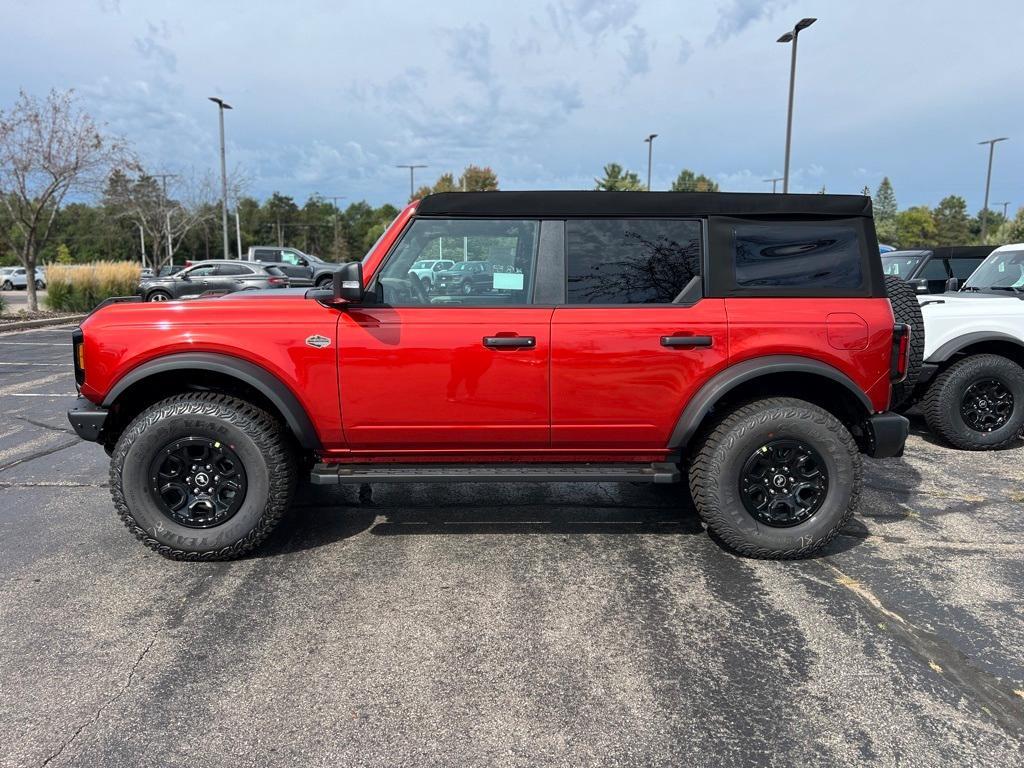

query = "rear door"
(550, 218), (729, 450)
(337, 217), (552, 450)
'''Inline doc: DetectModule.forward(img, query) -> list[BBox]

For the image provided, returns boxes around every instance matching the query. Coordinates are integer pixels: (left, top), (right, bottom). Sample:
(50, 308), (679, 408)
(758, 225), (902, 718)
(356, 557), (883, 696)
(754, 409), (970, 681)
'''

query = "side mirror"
(179, 272), (191, 281)
(336, 261), (364, 302)
(945, 277), (960, 293)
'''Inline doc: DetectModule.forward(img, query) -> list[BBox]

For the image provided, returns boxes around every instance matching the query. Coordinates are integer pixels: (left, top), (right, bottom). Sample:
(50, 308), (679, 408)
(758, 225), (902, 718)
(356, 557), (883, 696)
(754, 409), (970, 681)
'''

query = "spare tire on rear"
(884, 274), (924, 409)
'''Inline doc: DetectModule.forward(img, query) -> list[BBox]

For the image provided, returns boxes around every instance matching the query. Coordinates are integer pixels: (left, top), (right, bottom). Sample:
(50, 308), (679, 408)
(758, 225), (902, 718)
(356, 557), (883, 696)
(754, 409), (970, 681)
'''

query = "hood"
(920, 293), (1023, 314)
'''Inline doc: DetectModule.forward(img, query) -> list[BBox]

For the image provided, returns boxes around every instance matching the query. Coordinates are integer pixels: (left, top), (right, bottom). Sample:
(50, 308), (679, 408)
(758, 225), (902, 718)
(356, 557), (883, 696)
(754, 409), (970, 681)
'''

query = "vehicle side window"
(187, 266), (216, 277)
(730, 220), (864, 290)
(565, 219), (701, 304)
(254, 249), (279, 261)
(920, 259), (950, 280)
(951, 258), (982, 279)
(376, 219), (539, 306)
(280, 251), (303, 266)
(216, 264), (251, 276)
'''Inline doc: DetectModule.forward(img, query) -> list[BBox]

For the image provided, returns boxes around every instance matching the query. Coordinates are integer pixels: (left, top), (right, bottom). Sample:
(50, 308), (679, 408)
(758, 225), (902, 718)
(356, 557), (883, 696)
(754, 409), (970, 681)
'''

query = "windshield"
(881, 254), (923, 277)
(450, 262), (476, 271)
(963, 249), (1024, 291)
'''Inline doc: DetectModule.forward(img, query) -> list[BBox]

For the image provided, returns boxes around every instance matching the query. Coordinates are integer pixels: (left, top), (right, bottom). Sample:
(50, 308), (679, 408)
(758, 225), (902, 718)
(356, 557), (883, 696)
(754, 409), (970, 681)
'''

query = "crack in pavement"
(815, 560), (1024, 738)
(40, 637), (157, 767)
(0, 439), (80, 473)
(15, 415), (75, 434)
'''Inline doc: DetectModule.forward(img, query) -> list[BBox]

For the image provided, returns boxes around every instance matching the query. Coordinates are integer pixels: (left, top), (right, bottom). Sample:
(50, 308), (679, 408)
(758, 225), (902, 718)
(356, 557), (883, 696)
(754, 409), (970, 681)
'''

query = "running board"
(310, 462), (681, 485)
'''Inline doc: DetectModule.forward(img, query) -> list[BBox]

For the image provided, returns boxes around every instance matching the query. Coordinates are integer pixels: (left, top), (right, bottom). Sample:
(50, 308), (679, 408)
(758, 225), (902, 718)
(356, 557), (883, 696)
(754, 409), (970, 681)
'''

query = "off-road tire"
(884, 274), (924, 409)
(689, 397), (861, 559)
(110, 393), (297, 560)
(921, 354), (1024, 450)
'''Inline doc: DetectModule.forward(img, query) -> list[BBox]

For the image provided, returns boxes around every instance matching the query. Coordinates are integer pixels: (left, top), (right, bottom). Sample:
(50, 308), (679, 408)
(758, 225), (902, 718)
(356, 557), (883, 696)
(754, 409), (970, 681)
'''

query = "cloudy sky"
(3, 0), (1021, 212)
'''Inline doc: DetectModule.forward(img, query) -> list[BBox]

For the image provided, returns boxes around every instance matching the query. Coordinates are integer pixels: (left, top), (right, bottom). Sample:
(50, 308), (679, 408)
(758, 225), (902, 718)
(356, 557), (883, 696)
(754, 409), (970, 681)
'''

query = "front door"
(337, 217), (551, 451)
(550, 218), (729, 451)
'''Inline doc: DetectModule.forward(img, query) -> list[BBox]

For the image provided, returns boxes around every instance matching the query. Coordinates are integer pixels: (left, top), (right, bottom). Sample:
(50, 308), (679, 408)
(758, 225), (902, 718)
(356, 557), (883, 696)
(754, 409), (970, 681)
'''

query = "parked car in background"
(882, 246), (992, 294)
(1, 267), (46, 290)
(879, 244), (897, 253)
(244, 246), (342, 288)
(433, 260), (494, 295)
(408, 258), (455, 290)
(137, 260), (288, 301)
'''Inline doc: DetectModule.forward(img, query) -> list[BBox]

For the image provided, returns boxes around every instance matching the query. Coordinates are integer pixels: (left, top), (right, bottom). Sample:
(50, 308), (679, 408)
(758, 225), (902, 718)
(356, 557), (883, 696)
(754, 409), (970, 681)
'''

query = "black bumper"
(865, 412), (909, 458)
(67, 397), (108, 442)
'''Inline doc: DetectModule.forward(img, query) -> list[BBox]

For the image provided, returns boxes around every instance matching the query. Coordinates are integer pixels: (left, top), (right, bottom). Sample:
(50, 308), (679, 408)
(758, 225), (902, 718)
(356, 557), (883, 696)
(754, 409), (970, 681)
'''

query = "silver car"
(1, 267), (46, 290)
(137, 260), (289, 302)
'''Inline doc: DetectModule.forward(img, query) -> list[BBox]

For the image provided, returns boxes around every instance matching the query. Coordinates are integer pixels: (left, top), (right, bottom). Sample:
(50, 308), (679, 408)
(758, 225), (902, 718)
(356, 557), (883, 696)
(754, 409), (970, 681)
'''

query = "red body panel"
(550, 303), (729, 449)
(79, 299), (346, 447)
(335, 307), (552, 450)
(724, 298), (894, 413)
(80, 202), (895, 461)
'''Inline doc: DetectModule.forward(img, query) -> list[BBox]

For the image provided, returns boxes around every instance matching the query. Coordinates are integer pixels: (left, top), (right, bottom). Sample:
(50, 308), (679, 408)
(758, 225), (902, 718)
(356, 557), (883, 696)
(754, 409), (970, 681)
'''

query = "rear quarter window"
(709, 217), (876, 297)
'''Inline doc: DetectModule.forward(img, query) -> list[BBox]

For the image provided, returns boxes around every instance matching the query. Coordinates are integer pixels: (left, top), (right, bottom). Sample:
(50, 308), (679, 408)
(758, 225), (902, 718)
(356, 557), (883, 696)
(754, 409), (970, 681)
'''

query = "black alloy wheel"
(738, 439), (829, 528)
(148, 436), (247, 528)
(959, 378), (1014, 433)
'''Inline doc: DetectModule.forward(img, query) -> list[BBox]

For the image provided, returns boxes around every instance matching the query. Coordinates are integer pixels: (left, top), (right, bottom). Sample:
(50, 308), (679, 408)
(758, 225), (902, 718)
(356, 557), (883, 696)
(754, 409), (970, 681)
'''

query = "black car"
(433, 260), (495, 295)
(138, 260), (288, 302)
(882, 246), (993, 294)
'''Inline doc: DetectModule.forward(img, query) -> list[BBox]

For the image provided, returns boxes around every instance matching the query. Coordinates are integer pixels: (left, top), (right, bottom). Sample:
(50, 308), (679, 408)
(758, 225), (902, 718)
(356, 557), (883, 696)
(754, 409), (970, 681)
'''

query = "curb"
(0, 315), (87, 333)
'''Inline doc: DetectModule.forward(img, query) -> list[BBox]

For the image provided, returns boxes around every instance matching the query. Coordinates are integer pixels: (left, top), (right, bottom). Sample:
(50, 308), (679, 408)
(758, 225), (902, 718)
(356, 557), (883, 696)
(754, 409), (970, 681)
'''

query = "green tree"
(595, 163), (643, 191)
(670, 169), (719, 192)
(873, 177), (898, 245)
(458, 165), (498, 192)
(970, 207), (1007, 244)
(932, 195), (971, 245)
(995, 206), (1024, 243)
(895, 206), (937, 248)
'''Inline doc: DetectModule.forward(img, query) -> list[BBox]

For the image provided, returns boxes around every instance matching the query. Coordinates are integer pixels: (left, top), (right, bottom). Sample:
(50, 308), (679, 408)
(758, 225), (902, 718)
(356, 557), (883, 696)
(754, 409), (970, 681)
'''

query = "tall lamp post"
(994, 201), (1011, 219)
(209, 97), (233, 258)
(396, 164), (427, 201)
(644, 134), (658, 191)
(764, 176), (784, 193)
(777, 18), (816, 193)
(978, 137), (1008, 241)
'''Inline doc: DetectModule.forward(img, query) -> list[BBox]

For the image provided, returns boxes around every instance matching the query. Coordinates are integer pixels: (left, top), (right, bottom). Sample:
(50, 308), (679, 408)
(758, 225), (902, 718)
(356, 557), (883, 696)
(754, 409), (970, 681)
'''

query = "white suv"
(408, 259), (454, 290)
(915, 243), (1024, 449)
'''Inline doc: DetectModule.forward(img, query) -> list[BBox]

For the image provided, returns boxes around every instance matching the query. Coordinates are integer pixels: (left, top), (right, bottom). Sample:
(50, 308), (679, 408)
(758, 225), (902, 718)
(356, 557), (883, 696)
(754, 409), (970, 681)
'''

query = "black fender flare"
(927, 331), (1024, 364)
(668, 355), (873, 449)
(102, 352), (321, 450)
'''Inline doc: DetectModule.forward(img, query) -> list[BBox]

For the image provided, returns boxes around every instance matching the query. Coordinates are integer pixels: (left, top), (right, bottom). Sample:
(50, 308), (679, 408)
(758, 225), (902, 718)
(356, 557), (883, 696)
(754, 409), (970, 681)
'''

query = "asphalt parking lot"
(0, 288), (46, 314)
(0, 324), (1022, 767)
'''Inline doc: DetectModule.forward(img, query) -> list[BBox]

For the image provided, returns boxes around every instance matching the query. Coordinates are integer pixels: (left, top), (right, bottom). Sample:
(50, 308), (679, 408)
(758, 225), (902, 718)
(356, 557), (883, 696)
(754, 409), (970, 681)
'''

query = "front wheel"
(110, 393), (297, 560)
(147, 290), (171, 302)
(315, 275), (333, 288)
(689, 397), (861, 559)
(922, 354), (1024, 450)
(35, 280), (45, 290)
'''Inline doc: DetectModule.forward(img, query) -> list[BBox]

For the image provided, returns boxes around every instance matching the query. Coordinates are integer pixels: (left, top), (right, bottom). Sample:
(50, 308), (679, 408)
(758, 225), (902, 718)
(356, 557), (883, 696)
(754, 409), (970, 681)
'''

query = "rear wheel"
(922, 354), (1024, 450)
(884, 274), (924, 409)
(110, 393), (297, 560)
(1, 280), (10, 291)
(689, 398), (861, 559)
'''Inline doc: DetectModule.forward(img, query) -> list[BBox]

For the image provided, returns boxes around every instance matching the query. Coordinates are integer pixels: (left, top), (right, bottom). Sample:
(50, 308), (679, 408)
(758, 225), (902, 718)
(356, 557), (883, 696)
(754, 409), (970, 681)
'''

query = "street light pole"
(777, 18), (816, 194)
(994, 201), (1011, 219)
(396, 164), (427, 201)
(644, 134), (658, 191)
(325, 195), (346, 258)
(978, 137), (1008, 241)
(764, 177), (784, 193)
(209, 97), (233, 258)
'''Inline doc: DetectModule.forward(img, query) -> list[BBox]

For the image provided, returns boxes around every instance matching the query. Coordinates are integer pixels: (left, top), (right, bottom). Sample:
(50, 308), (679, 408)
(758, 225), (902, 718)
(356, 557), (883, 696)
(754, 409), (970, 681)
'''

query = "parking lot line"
(4, 393), (77, 397)
(0, 362), (72, 367)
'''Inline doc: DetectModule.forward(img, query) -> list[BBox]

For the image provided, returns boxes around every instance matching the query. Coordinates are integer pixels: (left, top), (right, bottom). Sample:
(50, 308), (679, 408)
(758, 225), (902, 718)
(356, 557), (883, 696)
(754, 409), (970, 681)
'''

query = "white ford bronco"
(915, 243), (1024, 449)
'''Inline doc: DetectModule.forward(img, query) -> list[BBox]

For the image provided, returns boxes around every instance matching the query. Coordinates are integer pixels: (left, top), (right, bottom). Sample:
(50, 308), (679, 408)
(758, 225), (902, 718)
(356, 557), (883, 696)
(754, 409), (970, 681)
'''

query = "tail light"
(268, 276), (287, 286)
(890, 323), (911, 382)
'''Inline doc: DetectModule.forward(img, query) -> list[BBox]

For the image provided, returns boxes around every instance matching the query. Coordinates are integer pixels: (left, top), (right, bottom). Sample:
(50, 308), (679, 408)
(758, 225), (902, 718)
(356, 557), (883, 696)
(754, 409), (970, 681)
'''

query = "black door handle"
(483, 336), (536, 348)
(661, 335), (713, 348)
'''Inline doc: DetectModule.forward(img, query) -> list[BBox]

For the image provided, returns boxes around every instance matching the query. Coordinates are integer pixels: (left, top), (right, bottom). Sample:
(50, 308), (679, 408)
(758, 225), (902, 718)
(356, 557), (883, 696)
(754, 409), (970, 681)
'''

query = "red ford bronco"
(68, 192), (913, 560)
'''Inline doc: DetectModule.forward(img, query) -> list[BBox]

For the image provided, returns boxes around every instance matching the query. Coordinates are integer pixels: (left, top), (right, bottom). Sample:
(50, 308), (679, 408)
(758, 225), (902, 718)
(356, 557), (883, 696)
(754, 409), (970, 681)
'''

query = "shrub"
(45, 261), (141, 313)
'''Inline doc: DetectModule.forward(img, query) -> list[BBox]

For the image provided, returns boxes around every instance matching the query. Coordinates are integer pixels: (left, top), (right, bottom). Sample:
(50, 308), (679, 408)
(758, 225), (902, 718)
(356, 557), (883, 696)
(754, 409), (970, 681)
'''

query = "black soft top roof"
(416, 191), (873, 219)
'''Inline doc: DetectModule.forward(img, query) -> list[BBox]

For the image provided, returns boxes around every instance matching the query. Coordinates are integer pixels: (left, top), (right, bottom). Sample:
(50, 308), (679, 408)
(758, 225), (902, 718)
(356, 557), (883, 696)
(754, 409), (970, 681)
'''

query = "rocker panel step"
(310, 462), (681, 485)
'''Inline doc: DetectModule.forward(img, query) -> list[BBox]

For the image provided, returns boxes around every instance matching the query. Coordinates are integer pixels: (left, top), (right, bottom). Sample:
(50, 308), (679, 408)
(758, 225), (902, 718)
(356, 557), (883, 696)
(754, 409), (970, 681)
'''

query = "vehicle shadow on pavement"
(904, 411), (1024, 452)
(248, 477), (906, 559)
